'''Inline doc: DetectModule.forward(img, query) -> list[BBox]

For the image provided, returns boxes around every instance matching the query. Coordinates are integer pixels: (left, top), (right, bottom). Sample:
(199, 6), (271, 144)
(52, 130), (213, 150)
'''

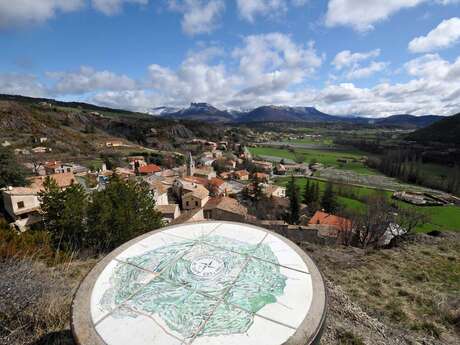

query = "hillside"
(1, 232), (458, 345)
(372, 114), (442, 128)
(0, 96), (225, 157)
(407, 113), (460, 145)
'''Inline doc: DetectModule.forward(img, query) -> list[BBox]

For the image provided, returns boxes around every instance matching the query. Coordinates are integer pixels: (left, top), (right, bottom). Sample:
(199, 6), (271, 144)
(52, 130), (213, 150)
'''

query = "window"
(186, 201), (189, 207)
(17, 201), (25, 209)
(195, 201), (199, 207)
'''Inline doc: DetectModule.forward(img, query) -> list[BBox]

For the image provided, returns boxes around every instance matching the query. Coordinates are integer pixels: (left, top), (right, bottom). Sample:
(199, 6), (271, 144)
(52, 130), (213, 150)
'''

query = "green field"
(250, 146), (378, 175)
(275, 177), (460, 233)
(287, 137), (335, 146)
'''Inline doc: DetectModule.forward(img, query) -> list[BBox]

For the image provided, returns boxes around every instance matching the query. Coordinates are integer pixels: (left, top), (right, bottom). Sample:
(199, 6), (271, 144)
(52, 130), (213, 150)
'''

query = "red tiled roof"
(210, 177), (225, 187)
(204, 196), (247, 216)
(139, 164), (161, 174)
(254, 172), (269, 179)
(234, 170), (249, 177)
(308, 211), (351, 231)
(183, 176), (209, 186)
(29, 172), (76, 190)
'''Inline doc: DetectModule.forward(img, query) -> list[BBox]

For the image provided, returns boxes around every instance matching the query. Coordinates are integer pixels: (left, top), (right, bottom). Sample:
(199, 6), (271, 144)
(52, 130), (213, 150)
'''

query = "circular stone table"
(72, 221), (327, 345)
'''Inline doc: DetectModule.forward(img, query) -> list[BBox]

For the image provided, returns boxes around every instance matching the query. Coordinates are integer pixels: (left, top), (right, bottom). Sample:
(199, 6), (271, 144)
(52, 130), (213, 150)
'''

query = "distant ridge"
(0, 94), (447, 128)
(157, 102), (445, 128)
(406, 112), (460, 145)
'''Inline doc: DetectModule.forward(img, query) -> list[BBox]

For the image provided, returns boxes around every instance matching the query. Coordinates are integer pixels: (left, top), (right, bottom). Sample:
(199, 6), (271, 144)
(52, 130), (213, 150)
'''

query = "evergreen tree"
(303, 179), (311, 204)
(0, 146), (28, 188)
(87, 176), (163, 252)
(40, 177), (88, 252)
(252, 175), (263, 200)
(313, 182), (320, 203)
(321, 182), (338, 213)
(287, 175), (300, 224)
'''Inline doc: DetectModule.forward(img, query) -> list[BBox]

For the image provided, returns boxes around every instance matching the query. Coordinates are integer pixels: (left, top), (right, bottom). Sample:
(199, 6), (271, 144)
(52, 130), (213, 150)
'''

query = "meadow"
(249, 146), (379, 175)
(274, 176), (460, 233)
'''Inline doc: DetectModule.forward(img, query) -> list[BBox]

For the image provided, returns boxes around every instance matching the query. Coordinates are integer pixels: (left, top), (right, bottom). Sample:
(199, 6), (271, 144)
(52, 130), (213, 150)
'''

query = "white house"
(2, 187), (42, 231)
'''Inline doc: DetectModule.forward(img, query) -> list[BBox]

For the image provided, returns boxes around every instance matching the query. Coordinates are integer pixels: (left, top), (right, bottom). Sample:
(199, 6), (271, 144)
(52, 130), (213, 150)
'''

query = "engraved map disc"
(72, 221), (327, 345)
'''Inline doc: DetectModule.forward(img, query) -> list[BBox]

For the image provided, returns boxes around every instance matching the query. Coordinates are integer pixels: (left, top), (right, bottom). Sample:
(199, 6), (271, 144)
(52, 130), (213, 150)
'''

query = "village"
(1, 135), (373, 248)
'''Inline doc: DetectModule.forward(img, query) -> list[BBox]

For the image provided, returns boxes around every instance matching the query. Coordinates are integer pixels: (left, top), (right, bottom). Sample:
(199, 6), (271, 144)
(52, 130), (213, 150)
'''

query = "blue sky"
(0, 0), (460, 117)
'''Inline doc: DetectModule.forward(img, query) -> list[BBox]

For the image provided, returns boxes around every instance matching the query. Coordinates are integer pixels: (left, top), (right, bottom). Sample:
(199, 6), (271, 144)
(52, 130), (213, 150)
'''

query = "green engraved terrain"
(99, 235), (287, 339)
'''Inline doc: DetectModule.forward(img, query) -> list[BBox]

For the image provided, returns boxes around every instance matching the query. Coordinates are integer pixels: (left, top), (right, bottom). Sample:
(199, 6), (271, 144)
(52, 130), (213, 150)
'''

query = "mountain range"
(151, 102), (445, 128)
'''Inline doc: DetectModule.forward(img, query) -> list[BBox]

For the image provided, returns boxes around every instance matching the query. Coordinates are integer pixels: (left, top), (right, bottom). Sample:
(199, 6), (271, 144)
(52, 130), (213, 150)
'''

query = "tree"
(0, 146), (28, 188)
(313, 182), (320, 203)
(287, 175), (300, 224)
(39, 177), (88, 252)
(252, 175), (263, 201)
(353, 195), (394, 248)
(321, 182), (338, 213)
(87, 176), (163, 252)
(303, 179), (311, 204)
(396, 206), (429, 235)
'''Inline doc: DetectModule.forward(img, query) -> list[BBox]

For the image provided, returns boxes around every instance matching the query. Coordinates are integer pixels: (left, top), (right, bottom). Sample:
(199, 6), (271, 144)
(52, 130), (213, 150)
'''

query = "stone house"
(253, 172), (270, 182)
(233, 170), (249, 181)
(138, 164), (162, 175)
(182, 185), (210, 211)
(208, 177), (232, 196)
(253, 160), (273, 173)
(203, 196), (248, 222)
(2, 172), (77, 231)
(44, 161), (73, 175)
(156, 204), (181, 223)
(194, 166), (217, 179)
(262, 184), (286, 198)
(2, 187), (42, 231)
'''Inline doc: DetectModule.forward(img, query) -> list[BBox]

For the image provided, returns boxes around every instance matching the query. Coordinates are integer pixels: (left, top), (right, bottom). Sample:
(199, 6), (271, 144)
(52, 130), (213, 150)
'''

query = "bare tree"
(336, 211), (359, 246)
(396, 206), (430, 235)
(354, 195), (395, 249)
(30, 156), (45, 176)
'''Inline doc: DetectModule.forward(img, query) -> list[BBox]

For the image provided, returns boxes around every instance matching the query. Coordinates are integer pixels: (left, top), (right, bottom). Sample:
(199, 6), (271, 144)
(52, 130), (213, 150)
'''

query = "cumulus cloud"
(3, 35), (460, 117)
(91, 0), (148, 16)
(236, 0), (308, 22)
(409, 17), (460, 52)
(48, 50), (460, 117)
(325, 0), (425, 31)
(0, 0), (84, 29)
(331, 49), (387, 79)
(0, 73), (47, 97)
(46, 66), (137, 94)
(332, 49), (381, 69)
(233, 33), (323, 95)
(168, 0), (225, 35)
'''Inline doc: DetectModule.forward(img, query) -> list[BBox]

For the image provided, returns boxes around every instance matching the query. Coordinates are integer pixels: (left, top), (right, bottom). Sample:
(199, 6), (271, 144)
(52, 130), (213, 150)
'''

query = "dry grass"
(0, 257), (97, 345)
(305, 233), (460, 345)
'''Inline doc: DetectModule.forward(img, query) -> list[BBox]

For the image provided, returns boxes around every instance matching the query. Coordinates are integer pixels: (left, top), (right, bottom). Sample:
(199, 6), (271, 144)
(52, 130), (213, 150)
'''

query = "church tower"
(186, 152), (195, 176)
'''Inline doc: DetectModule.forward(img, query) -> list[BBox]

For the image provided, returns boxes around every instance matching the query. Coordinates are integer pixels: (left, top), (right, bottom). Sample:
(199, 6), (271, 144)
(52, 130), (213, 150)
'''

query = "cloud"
(233, 33), (323, 95)
(0, 73), (47, 97)
(168, 0), (225, 35)
(346, 61), (388, 79)
(409, 17), (460, 52)
(236, 0), (308, 22)
(46, 66), (137, 94)
(331, 49), (386, 79)
(3, 36), (460, 117)
(0, 0), (84, 29)
(332, 49), (381, 69)
(91, 0), (148, 16)
(56, 51), (460, 117)
(325, 0), (425, 31)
